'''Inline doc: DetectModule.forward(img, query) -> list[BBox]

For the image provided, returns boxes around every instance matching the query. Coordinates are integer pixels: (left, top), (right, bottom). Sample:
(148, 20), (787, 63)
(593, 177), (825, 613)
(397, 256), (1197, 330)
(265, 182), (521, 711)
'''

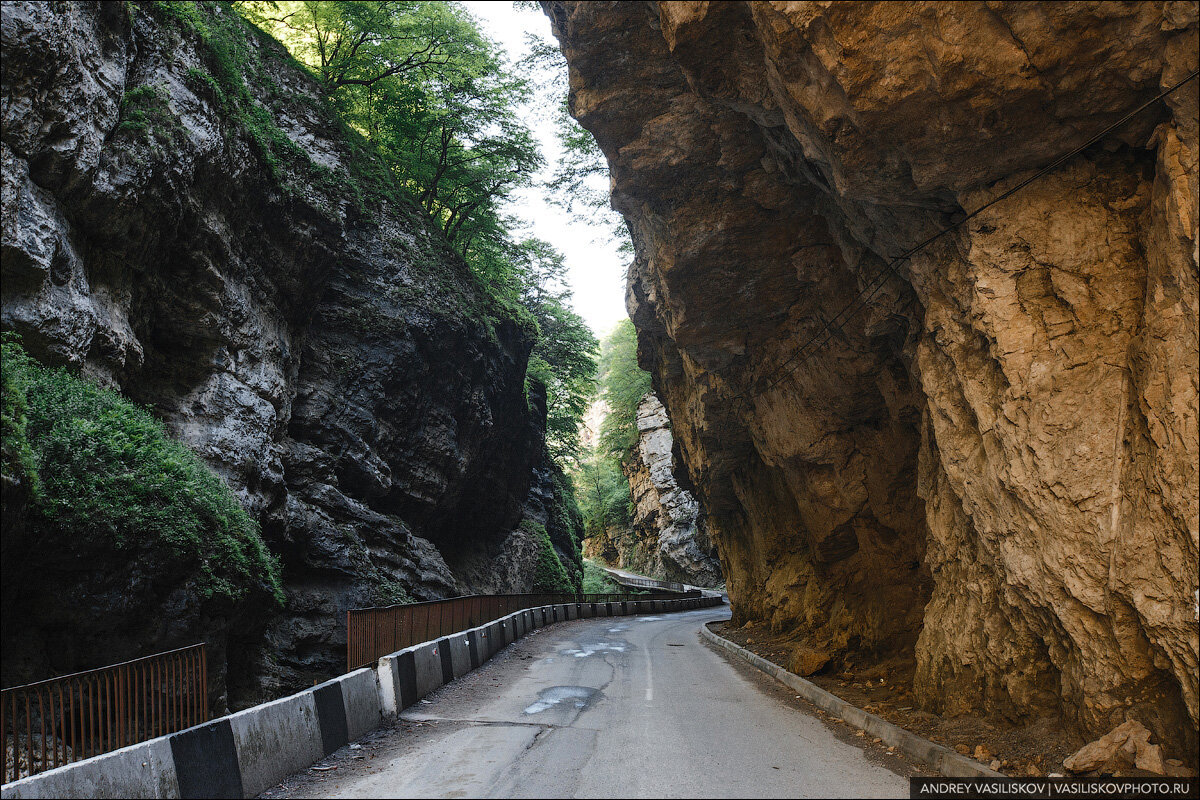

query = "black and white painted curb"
(0, 596), (722, 799)
(699, 623), (1003, 779)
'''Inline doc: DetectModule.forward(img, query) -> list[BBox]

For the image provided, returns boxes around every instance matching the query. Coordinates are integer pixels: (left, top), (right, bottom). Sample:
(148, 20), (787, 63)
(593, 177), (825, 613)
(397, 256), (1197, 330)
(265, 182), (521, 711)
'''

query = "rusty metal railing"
(347, 592), (696, 671)
(2, 644), (207, 784)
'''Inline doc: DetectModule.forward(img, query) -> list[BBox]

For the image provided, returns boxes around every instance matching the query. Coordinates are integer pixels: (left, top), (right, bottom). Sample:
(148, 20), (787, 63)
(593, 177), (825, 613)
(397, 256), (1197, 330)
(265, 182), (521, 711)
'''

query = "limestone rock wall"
(1, 1), (560, 706)
(545, 0), (1198, 756)
(585, 393), (723, 587)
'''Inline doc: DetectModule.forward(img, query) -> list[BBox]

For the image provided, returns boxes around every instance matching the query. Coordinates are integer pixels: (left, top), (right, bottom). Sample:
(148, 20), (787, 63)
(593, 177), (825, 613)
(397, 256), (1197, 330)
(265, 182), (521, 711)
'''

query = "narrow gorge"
(546, 0), (1198, 762)
(1, 0), (1197, 785)
(583, 391), (722, 587)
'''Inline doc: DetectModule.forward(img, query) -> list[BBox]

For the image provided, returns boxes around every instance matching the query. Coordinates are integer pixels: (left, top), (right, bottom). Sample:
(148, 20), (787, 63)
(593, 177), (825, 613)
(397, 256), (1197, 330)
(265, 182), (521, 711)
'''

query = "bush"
(581, 560), (621, 594)
(0, 336), (282, 605)
(526, 521), (573, 594)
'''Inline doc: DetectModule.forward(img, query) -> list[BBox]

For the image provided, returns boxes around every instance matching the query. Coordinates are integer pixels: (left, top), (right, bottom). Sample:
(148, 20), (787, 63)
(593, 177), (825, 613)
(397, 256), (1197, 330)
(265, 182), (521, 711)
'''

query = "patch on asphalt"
(560, 640), (629, 658)
(522, 686), (602, 715)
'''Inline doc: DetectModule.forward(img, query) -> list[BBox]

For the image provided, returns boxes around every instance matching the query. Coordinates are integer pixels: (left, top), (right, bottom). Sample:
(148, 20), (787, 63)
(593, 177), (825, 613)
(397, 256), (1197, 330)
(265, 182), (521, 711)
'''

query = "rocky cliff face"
(547, 0), (1198, 757)
(1, 1), (570, 706)
(584, 393), (722, 586)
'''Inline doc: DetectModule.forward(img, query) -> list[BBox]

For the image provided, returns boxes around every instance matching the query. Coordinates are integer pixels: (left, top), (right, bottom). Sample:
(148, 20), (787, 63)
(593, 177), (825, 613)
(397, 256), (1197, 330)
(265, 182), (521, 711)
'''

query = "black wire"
(743, 68), (1199, 401)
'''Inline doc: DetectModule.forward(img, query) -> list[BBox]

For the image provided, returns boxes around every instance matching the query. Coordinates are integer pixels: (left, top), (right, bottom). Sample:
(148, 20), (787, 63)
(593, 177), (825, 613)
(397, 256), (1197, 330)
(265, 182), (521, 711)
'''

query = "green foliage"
(116, 84), (183, 146)
(240, 1), (540, 256)
(548, 465), (584, 590)
(573, 454), (631, 538)
(581, 560), (621, 594)
(517, 240), (597, 462)
(371, 577), (416, 607)
(597, 319), (652, 462)
(1, 334), (38, 498)
(570, 320), (652, 542)
(525, 521), (574, 594)
(0, 337), (282, 605)
(145, 1), (311, 180)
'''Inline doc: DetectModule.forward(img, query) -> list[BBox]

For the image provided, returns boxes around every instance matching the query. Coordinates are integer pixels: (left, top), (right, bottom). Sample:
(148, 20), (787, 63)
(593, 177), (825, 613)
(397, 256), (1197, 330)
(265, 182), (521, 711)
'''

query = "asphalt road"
(263, 608), (912, 799)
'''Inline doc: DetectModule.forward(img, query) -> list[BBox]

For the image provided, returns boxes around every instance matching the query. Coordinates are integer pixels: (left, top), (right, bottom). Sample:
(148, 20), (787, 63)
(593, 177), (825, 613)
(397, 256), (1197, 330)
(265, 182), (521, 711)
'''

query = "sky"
(460, 1), (629, 339)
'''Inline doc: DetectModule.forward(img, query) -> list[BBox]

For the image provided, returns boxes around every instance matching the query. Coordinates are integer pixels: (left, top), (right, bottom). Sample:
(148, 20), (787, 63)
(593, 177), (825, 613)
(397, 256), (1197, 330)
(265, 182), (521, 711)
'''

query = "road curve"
(263, 608), (910, 799)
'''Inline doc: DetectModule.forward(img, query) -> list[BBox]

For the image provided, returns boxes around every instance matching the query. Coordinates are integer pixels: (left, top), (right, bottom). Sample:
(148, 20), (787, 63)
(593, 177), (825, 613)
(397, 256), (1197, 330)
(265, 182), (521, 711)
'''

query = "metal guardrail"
(2, 643), (207, 784)
(601, 569), (689, 594)
(347, 591), (698, 671)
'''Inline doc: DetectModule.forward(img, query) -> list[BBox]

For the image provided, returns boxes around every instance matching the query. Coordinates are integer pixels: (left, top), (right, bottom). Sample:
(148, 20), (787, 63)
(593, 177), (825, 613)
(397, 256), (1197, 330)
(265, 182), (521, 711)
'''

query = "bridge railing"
(346, 591), (697, 671)
(1, 643), (207, 784)
(602, 570), (689, 594)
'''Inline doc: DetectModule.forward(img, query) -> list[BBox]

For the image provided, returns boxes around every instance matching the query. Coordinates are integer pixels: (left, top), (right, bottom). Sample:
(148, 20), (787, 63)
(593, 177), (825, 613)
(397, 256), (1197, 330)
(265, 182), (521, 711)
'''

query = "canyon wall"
(1, 1), (576, 707)
(584, 392), (723, 586)
(546, 0), (1198, 756)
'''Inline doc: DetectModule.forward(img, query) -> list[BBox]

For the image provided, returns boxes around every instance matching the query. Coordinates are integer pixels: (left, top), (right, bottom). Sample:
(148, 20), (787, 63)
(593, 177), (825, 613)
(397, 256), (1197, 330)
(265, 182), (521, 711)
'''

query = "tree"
(238, 1), (468, 92)
(516, 239), (597, 462)
(241, 1), (542, 256)
(596, 320), (651, 462)
(518, 33), (630, 250)
(574, 454), (630, 537)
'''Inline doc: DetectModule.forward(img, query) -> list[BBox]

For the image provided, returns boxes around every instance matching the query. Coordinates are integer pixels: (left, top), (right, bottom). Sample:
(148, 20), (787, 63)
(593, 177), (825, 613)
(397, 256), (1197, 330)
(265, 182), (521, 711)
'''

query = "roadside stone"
(1063, 720), (1166, 775)
(788, 644), (831, 676)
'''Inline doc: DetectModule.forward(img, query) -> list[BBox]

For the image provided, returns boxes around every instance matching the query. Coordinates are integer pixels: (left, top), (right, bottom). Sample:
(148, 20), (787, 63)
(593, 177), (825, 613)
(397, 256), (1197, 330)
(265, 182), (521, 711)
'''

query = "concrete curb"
(2, 596), (724, 799)
(699, 623), (1002, 779)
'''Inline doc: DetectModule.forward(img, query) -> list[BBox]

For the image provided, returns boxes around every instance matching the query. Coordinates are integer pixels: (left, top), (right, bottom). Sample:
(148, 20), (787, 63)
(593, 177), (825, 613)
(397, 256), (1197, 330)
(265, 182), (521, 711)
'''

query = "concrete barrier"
(340, 668), (383, 742)
(466, 629), (482, 668)
(439, 634), (472, 680)
(498, 619), (513, 648)
(0, 736), (179, 799)
(169, 719), (243, 799)
(228, 692), (323, 798)
(486, 622), (501, 657)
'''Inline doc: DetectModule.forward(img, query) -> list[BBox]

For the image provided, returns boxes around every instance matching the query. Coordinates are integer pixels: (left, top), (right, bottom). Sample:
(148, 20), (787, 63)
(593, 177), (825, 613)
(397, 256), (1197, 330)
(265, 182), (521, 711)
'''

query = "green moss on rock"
(1, 337), (282, 605)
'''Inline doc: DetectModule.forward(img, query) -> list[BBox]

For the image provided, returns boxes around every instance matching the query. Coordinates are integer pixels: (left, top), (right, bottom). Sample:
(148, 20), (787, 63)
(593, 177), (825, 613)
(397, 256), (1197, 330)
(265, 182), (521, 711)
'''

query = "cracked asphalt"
(261, 608), (914, 798)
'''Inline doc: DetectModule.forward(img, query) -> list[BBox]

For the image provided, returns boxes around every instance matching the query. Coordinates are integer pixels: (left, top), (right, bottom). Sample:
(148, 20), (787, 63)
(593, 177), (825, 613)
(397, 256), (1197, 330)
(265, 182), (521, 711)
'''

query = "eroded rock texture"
(1, 1), (569, 706)
(546, 0), (1199, 756)
(584, 393), (722, 586)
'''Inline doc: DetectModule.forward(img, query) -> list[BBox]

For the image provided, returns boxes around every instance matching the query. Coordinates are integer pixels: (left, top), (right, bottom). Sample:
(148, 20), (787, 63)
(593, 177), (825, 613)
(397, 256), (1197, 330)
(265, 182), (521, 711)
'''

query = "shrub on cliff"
(0, 337), (282, 606)
(526, 521), (574, 594)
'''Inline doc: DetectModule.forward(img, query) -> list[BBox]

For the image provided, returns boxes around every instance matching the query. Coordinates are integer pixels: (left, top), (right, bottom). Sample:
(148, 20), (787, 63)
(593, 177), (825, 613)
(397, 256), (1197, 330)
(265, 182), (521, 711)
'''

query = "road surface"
(263, 607), (913, 798)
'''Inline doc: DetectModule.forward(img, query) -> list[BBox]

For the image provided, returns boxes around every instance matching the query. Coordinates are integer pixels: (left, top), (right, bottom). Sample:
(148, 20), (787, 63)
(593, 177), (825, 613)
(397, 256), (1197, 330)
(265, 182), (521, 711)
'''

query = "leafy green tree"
(574, 454), (630, 537)
(569, 320), (653, 545)
(238, 1), (468, 92)
(516, 239), (597, 462)
(597, 319), (652, 462)
(242, 1), (541, 255)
